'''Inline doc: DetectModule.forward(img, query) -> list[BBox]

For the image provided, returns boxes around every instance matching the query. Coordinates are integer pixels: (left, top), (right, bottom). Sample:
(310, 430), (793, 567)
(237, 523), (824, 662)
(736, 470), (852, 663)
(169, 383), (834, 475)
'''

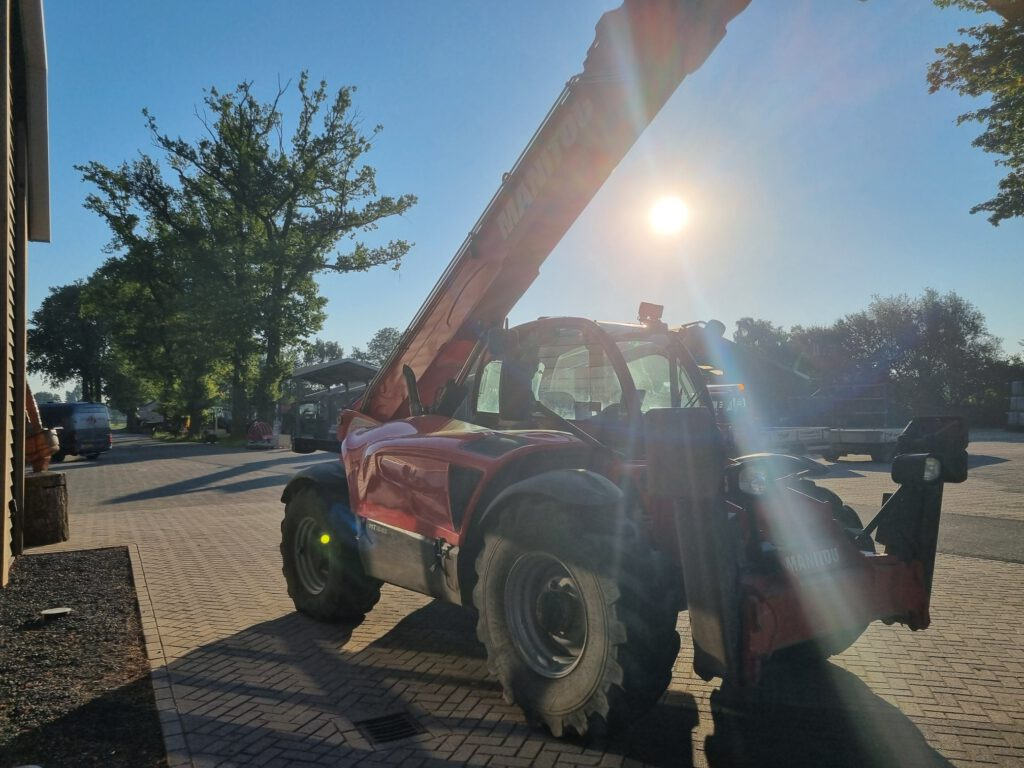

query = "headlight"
(892, 453), (944, 485)
(738, 468), (768, 495)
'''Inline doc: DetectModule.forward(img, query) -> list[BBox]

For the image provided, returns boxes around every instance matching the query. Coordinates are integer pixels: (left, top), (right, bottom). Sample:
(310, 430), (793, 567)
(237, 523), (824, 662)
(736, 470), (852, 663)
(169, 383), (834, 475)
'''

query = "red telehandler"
(279, 0), (969, 738)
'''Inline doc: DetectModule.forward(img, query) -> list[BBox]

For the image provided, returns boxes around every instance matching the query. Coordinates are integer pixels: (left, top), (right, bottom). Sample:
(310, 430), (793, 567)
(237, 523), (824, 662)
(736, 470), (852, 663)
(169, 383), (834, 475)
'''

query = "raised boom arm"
(360, 0), (750, 423)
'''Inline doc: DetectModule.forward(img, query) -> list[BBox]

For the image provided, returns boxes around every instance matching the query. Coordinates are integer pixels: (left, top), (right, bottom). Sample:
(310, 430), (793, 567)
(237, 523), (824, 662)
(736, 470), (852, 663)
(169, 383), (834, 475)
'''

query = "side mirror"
(895, 416), (968, 483)
(402, 365), (424, 417)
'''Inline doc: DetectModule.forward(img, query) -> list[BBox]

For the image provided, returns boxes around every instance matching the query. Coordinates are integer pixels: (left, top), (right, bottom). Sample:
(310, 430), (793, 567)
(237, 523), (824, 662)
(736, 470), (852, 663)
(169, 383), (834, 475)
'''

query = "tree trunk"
(230, 351), (249, 438)
(24, 472), (69, 547)
(188, 405), (204, 438)
(255, 328), (282, 424)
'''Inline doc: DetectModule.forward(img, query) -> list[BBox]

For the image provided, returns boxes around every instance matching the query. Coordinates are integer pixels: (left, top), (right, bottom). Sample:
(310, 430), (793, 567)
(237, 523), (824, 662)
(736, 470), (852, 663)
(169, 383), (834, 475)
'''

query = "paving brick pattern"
(30, 433), (1024, 767)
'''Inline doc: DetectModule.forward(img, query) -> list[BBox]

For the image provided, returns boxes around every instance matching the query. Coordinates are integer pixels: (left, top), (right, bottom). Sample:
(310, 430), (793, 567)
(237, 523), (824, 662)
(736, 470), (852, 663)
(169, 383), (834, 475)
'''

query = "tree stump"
(24, 471), (69, 547)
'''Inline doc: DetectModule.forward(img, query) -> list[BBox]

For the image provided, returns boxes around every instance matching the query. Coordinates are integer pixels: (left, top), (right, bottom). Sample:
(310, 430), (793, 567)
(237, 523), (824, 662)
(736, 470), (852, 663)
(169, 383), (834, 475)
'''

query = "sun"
(649, 196), (690, 236)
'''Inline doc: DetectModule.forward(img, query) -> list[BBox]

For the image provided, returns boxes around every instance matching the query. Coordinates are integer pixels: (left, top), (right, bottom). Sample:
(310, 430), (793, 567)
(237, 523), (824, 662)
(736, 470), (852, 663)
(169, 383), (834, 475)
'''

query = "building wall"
(1, 0), (15, 587)
(1, 0), (47, 586)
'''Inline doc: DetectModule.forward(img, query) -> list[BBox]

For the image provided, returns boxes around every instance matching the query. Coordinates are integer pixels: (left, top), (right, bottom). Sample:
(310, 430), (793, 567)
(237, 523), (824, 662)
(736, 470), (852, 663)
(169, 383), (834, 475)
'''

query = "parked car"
(38, 402), (112, 461)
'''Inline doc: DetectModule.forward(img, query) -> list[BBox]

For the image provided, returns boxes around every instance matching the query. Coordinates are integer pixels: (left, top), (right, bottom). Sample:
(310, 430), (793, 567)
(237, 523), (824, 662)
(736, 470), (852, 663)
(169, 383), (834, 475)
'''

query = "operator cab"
(463, 303), (713, 455)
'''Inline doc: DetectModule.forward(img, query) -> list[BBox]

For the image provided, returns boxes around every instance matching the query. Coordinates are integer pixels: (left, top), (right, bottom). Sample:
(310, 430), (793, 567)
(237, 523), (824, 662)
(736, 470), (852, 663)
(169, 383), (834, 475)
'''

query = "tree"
(929, 1), (1024, 224)
(28, 282), (109, 401)
(79, 73), (417, 426)
(81, 219), (231, 433)
(351, 327), (401, 367)
(733, 317), (793, 365)
(790, 289), (1009, 421)
(33, 391), (61, 404)
(299, 338), (345, 367)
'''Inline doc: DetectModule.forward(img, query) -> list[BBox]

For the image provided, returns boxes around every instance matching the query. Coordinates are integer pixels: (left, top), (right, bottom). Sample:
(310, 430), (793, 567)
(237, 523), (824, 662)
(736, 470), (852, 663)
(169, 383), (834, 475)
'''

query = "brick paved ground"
(28, 432), (1024, 767)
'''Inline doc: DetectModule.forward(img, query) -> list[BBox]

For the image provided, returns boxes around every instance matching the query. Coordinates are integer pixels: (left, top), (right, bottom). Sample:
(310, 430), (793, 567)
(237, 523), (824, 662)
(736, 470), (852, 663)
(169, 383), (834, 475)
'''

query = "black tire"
(822, 452), (841, 463)
(473, 502), (680, 738)
(280, 486), (382, 622)
(84, 453), (100, 460)
(51, 451), (65, 463)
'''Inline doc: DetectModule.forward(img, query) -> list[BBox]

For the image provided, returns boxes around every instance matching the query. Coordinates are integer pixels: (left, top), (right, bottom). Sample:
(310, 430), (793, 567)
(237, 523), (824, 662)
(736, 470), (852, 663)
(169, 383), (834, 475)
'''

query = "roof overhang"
(18, 0), (50, 242)
(291, 357), (379, 390)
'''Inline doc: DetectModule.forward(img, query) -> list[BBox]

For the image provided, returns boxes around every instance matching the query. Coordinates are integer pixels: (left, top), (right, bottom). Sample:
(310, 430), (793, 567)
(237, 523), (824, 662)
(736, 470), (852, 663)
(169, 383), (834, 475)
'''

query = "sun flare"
(649, 196), (690, 236)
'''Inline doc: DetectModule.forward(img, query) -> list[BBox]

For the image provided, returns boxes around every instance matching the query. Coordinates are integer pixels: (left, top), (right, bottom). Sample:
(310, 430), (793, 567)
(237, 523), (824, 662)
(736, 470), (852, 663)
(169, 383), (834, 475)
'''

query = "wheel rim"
(505, 552), (588, 679)
(294, 517), (330, 595)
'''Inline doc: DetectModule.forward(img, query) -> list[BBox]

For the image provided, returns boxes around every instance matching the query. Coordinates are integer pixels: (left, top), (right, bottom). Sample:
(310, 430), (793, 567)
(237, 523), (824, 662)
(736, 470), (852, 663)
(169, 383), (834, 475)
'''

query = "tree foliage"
(351, 327), (401, 367)
(299, 338), (345, 367)
(28, 282), (109, 401)
(929, 0), (1024, 224)
(780, 289), (1018, 422)
(77, 73), (416, 427)
(733, 317), (792, 363)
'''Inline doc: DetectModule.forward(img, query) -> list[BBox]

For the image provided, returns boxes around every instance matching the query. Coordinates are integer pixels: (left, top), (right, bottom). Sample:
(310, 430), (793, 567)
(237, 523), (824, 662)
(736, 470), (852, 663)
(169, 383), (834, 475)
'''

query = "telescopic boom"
(360, 0), (750, 423)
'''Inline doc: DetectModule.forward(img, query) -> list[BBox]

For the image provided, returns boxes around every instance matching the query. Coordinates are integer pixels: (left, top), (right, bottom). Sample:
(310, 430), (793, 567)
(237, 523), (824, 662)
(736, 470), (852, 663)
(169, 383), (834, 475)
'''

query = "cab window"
(535, 328), (622, 422)
(616, 338), (703, 411)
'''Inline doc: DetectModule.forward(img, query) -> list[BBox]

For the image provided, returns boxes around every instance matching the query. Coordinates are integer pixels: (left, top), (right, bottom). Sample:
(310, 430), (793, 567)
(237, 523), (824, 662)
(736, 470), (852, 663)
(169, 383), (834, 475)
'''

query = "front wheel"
(280, 487), (382, 622)
(474, 503), (680, 738)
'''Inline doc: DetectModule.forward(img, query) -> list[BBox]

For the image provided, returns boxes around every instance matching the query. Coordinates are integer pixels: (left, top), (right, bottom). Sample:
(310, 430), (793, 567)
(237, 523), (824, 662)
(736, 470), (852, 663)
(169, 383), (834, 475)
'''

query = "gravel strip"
(0, 547), (166, 767)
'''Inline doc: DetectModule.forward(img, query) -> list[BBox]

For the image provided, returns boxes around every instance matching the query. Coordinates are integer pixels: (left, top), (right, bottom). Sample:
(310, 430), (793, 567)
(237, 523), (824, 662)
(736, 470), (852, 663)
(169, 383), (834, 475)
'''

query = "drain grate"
(354, 711), (425, 745)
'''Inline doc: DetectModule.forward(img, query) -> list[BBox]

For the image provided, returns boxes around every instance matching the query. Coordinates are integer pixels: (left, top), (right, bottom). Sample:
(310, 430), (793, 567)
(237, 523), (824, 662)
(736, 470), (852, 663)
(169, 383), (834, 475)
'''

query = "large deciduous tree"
(78, 72), (416, 427)
(28, 282), (108, 401)
(930, 0), (1024, 224)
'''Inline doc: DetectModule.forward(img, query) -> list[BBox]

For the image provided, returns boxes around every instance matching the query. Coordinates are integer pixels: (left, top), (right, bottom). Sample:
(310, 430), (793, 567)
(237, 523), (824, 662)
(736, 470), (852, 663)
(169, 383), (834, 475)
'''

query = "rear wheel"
(51, 451), (65, 463)
(474, 502), (680, 738)
(280, 487), (381, 622)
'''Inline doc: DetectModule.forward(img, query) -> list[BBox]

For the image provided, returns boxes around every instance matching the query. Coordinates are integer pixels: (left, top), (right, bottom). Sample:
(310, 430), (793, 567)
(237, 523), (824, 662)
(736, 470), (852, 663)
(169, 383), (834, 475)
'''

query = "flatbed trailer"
(760, 426), (903, 462)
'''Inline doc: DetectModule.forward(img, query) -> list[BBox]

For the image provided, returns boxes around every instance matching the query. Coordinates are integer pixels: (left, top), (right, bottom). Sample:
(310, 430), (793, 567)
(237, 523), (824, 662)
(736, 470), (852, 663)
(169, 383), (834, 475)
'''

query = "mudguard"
(478, 469), (624, 530)
(280, 460), (349, 504)
(730, 452), (830, 480)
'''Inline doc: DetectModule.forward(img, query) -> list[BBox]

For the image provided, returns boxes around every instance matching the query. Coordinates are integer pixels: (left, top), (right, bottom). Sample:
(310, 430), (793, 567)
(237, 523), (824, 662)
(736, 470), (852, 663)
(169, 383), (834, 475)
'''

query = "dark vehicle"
(288, 357), (378, 454)
(38, 402), (112, 461)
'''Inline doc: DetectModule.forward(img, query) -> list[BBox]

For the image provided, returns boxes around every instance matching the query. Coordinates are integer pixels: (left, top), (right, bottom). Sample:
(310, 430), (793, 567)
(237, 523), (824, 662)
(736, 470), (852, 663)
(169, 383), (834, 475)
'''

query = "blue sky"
(30, 1), (1022, 394)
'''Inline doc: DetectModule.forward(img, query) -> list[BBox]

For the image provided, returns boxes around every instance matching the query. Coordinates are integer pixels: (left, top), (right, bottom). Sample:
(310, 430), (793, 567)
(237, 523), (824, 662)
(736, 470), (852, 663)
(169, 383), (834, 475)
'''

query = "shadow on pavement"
(822, 451), (1006, 481)
(108, 451), (335, 504)
(705, 659), (952, 768)
(160, 600), (703, 766)
(965, 453), (1009, 469)
(157, 597), (951, 767)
